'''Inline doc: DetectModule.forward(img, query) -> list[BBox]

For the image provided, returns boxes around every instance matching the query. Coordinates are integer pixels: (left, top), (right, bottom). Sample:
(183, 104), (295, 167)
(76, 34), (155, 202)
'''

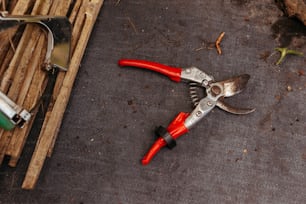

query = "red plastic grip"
(141, 138), (166, 165)
(141, 112), (190, 165)
(118, 59), (182, 82)
(167, 112), (189, 139)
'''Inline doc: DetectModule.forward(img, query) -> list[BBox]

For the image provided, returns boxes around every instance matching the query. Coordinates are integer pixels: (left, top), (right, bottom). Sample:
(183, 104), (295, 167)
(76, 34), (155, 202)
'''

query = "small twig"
(275, 47), (303, 65)
(195, 47), (205, 52)
(127, 17), (138, 34)
(194, 42), (214, 52)
(215, 32), (225, 55)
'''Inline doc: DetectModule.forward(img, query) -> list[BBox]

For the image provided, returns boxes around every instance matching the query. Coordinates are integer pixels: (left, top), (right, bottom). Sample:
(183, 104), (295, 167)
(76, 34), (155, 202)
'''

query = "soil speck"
(127, 100), (133, 105)
(259, 51), (271, 62)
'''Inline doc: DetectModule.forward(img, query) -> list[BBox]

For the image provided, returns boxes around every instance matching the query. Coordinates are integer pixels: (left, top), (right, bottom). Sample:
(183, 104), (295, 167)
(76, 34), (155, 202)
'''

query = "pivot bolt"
(211, 85), (221, 96)
(196, 111), (202, 117)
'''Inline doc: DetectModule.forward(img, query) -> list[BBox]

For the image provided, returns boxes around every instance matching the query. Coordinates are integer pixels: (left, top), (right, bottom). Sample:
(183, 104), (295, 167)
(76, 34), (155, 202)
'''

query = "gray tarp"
(1, 0), (306, 203)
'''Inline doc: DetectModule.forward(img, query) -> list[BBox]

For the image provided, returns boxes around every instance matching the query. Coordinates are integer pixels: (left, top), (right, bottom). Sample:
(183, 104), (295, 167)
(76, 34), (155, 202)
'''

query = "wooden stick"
(0, 33), (17, 80)
(0, 28), (16, 74)
(10, 0), (33, 14)
(31, 2), (50, 14)
(69, 0), (83, 26)
(47, 0), (83, 157)
(22, 0), (104, 189)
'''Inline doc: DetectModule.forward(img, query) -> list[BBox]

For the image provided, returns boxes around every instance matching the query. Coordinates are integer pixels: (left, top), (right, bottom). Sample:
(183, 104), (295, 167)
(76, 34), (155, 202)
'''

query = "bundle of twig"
(0, 0), (103, 189)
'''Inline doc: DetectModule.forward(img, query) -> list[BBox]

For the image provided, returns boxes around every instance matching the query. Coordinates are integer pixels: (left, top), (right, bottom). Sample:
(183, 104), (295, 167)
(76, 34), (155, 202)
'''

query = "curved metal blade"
(218, 74), (250, 97)
(216, 99), (255, 115)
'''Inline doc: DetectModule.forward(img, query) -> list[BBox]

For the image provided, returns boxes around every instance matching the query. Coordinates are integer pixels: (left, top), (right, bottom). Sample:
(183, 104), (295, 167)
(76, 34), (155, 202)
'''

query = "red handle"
(141, 112), (190, 165)
(141, 138), (167, 165)
(118, 59), (182, 82)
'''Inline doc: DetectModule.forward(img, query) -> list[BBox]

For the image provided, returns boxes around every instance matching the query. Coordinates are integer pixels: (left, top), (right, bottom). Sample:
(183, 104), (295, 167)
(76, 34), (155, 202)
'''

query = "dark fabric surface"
(1, 0), (306, 203)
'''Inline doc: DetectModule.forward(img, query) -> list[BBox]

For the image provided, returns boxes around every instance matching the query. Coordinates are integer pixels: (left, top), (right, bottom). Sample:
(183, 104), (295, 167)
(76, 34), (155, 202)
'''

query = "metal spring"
(189, 82), (200, 107)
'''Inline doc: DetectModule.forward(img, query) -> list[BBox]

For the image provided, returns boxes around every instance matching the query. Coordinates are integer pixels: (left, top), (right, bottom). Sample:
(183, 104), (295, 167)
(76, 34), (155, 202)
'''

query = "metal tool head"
(208, 74), (255, 115)
(0, 12), (71, 71)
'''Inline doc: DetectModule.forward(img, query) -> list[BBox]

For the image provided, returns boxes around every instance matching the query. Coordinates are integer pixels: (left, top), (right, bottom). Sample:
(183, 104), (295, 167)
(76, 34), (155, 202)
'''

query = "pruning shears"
(119, 59), (255, 165)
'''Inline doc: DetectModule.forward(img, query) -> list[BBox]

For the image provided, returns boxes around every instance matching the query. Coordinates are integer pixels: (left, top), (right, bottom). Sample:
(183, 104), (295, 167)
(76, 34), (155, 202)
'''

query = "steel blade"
(217, 74), (250, 97)
(216, 99), (255, 115)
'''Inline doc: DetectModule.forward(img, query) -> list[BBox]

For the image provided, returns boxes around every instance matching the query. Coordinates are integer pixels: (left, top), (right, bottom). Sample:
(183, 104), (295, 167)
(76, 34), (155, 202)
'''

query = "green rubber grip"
(0, 111), (15, 131)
